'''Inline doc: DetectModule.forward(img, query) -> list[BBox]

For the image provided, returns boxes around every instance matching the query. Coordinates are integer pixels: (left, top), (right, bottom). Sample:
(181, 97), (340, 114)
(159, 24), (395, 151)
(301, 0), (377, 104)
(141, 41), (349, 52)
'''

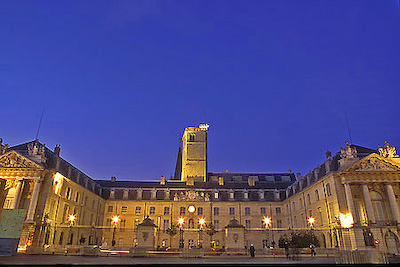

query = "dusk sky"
(1, 1), (399, 181)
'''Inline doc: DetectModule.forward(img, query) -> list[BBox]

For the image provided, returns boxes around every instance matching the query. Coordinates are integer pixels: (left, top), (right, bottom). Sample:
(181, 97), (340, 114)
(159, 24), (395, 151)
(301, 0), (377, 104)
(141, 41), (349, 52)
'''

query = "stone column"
(137, 189), (142, 200)
(11, 179), (23, 209)
(362, 184), (376, 224)
(109, 189), (115, 199)
(243, 190), (248, 201)
(229, 190), (234, 201)
(123, 189), (129, 200)
(344, 183), (356, 218)
(386, 184), (400, 223)
(164, 189), (170, 200)
(259, 190), (264, 200)
(27, 179), (42, 221)
(151, 189), (157, 200)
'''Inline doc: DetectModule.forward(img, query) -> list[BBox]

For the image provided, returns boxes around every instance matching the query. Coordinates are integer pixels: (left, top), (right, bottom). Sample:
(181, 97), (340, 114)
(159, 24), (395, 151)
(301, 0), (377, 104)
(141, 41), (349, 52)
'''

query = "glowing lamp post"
(111, 215), (120, 247)
(263, 216), (271, 248)
(178, 218), (185, 249)
(198, 218), (206, 248)
(68, 214), (76, 245)
(308, 217), (315, 228)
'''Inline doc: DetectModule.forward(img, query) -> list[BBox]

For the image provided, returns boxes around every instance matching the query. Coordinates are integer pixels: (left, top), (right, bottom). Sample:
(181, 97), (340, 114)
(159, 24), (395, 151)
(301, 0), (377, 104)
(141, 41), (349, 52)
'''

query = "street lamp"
(177, 218), (185, 249)
(198, 218), (206, 248)
(111, 215), (120, 247)
(308, 217), (315, 228)
(263, 216), (271, 248)
(68, 214), (76, 245)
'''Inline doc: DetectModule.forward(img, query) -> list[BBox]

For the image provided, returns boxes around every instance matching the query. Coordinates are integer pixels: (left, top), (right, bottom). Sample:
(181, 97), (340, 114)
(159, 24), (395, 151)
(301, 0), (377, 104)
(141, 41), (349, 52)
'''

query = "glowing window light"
(339, 213), (354, 228)
(188, 205), (195, 213)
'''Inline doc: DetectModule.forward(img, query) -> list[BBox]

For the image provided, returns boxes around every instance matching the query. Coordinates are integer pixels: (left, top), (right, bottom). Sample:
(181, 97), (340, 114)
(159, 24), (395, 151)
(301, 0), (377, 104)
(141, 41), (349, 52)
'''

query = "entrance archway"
(385, 230), (399, 255)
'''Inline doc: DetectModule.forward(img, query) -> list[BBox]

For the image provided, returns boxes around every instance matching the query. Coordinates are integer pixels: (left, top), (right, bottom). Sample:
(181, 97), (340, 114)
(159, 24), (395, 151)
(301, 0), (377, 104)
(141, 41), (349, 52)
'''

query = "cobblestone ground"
(0, 254), (337, 265)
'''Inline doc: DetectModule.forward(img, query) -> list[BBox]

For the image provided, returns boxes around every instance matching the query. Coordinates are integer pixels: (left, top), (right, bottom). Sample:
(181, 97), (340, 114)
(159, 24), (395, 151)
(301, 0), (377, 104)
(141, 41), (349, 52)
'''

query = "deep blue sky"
(1, 1), (399, 180)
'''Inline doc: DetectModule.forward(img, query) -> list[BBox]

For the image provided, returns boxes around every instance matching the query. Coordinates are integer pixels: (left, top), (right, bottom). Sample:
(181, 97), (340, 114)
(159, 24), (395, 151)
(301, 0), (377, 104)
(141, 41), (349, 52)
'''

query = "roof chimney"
(111, 176), (117, 182)
(54, 144), (61, 157)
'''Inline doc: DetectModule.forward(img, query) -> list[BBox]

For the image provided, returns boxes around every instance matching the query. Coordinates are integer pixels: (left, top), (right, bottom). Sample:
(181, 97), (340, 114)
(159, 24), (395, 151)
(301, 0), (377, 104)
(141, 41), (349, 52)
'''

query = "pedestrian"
(249, 244), (255, 257)
(284, 242), (289, 259)
(310, 244), (316, 257)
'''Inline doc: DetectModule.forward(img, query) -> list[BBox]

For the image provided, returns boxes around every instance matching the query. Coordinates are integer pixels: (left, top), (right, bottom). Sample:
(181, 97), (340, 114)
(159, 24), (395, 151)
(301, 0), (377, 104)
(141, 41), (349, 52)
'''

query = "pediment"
(0, 151), (43, 170)
(345, 154), (400, 172)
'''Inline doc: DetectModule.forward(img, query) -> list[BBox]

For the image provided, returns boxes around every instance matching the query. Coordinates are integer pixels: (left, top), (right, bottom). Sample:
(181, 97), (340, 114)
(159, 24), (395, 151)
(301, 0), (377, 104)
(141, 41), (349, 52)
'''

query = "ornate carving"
(354, 158), (397, 172)
(340, 141), (357, 159)
(378, 141), (399, 158)
(0, 138), (9, 155)
(27, 139), (45, 157)
(173, 190), (210, 201)
(0, 151), (42, 169)
(4, 179), (16, 190)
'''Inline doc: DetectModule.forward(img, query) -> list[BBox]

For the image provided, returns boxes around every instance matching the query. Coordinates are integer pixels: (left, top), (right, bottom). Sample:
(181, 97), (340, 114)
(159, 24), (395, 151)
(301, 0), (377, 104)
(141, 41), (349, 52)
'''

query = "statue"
(378, 141), (399, 158)
(0, 138), (9, 155)
(325, 150), (332, 159)
(340, 141), (357, 159)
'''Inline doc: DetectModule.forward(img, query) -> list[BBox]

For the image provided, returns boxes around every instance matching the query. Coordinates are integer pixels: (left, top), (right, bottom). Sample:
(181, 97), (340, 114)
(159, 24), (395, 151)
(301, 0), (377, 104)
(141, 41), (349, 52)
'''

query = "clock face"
(188, 205), (196, 213)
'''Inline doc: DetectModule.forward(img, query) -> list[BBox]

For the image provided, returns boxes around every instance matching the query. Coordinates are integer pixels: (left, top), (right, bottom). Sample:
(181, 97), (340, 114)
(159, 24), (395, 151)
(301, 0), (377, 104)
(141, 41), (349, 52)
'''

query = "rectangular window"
(135, 206), (141, 215)
(260, 207), (266, 215)
(107, 206), (113, 213)
(163, 219), (169, 230)
(150, 207), (155, 215)
(245, 220), (251, 229)
(164, 207), (170, 215)
(121, 206), (128, 213)
(214, 220), (219, 229)
(197, 207), (203, 216)
(229, 207), (235, 216)
(245, 207), (251, 216)
(180, 207), (185, 215)
(276, 207), (281, 214)
(75, 192), (79, 203)
(214, 207), (219, 216)
(66, 187), (71, 199)
(277, 220), (282, 228)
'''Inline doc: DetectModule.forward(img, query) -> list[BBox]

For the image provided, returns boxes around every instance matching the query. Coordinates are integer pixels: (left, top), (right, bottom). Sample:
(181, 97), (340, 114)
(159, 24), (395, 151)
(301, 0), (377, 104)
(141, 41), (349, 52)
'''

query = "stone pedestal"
(224, 219), (245, 252)
(136, 217), (157, 252)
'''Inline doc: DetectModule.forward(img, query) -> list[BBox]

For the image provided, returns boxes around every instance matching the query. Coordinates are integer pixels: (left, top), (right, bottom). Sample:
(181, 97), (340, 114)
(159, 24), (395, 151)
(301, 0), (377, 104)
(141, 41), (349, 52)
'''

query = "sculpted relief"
(353, 158), (398, 172)
(378, 141), (399, 158)
(173, 190), (210, 201)
(0, 151), (42, 169)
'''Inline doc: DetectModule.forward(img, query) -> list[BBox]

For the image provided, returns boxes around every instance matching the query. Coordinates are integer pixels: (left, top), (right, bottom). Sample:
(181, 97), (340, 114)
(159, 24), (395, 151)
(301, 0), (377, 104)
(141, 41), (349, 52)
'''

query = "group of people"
(248, 243), (316, 258)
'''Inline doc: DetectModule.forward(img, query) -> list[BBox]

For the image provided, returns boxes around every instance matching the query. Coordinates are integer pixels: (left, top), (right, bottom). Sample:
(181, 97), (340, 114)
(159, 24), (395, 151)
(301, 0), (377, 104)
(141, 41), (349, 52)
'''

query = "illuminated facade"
(0, 126), (399, 255)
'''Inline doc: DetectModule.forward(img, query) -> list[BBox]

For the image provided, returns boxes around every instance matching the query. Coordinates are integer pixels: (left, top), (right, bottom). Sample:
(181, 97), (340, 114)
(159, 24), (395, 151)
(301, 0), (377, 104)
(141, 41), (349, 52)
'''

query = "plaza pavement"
(0, 254), (337, 265)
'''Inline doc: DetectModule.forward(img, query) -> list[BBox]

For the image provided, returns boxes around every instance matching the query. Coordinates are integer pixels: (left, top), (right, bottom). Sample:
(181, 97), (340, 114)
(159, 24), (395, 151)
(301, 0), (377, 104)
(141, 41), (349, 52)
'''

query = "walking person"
(249, 244), (255, 257)
(310, 243), (316, 257)
(284, 242), (289, 259)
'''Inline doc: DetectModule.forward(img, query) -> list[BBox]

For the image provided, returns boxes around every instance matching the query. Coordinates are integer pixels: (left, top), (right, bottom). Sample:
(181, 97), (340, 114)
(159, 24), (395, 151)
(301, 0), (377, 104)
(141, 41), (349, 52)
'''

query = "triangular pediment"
(344, 153), (400, 172)
(0, 151), (43, 170)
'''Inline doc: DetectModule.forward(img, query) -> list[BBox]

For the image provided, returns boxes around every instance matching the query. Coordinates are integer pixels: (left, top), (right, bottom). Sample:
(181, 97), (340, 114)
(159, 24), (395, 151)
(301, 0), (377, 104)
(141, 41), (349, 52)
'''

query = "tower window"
(180, 207), (186, 215)
(150, 207), (155, 215)
(189, 134), (195, 142)
(229, 207), (235, 216)
(164, 207), (170, 215)
(214, 207), (219, 216)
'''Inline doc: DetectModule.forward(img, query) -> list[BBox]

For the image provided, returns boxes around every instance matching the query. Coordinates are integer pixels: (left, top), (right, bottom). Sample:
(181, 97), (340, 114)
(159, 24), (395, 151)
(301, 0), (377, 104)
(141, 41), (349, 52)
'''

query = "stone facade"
(0, 125), (400, 256)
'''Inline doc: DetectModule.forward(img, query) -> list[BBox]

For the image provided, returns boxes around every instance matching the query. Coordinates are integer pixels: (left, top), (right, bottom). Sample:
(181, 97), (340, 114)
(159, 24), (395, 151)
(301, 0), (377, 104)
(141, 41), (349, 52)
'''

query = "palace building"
(0, 124), (399, 255)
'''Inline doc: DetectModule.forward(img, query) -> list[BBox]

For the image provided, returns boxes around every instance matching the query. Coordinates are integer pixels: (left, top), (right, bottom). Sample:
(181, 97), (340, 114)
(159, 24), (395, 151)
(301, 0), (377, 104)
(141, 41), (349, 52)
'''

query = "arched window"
(59, 232), (64, 245)
(370, 191), (387, 222)
(189, 134), (195, 142)
(307, 194), (311, 205)
(188, 219), (194, 229)
(326, 183), (332, 196)
(299, 198), (303, 208)
(315, 190), (320, 201)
